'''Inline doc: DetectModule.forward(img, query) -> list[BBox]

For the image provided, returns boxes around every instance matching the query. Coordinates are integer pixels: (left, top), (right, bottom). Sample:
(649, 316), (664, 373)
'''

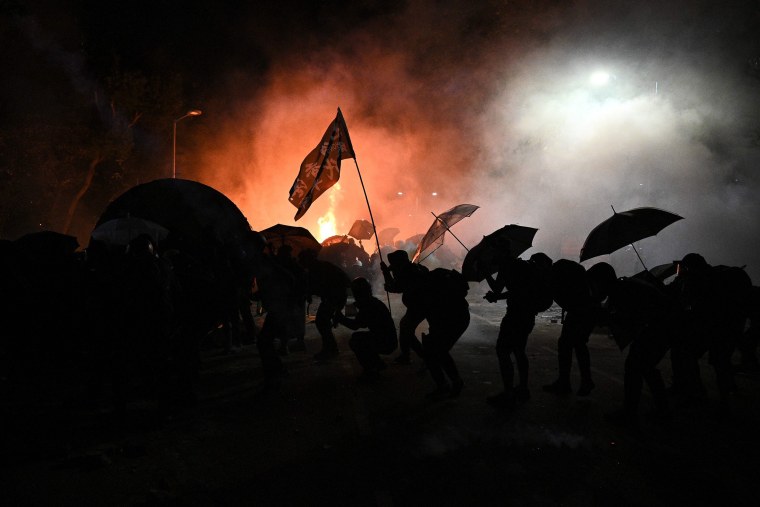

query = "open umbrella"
(260, 224), (321, 257)
(377, 227), (400, 247)
(580, 207), (683, 268)
(461, 224), (538, 282)
(632, 262), (678, 284)
(14, 231), (79, 258)
(91, 216), (170, 246)
(321, 234), (351, 246)
(412, 203), (479, 263)
(347, 219), (375, 241)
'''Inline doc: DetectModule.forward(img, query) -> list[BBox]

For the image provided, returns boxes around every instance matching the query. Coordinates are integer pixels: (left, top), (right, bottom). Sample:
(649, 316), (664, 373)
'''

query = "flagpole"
(341, 108), (391, 314)
(430, 211), (469, 252)
(352, 158), (392, 313)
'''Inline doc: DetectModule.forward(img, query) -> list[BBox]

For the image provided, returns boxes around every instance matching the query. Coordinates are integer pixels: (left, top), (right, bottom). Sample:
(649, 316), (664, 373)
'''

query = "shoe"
(543, 379), (572, 395)
(394, 354), (411, 365)
(514, 385), (531, 403)
(425, 384), (450, 400)
(313, 348), (339, 361)
(577, 380), (595, 396)
(449, 379), (464, 398)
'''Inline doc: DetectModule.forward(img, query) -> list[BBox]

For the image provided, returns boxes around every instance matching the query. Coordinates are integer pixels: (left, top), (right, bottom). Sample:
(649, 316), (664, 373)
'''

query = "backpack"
(427, 268), (469, 300)
(550, 259), (590, 311)
(712, 265), (753, 317)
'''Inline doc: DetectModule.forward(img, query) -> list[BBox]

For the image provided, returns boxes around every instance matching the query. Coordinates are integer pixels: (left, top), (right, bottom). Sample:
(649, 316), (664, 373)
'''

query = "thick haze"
(187, 0), (760, 280)
(7, 0), (760, 280)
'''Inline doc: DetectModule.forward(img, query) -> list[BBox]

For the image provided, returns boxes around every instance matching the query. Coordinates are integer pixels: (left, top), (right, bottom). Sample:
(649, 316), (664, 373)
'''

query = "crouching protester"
(590, 262), (678, 427)
(333, 277), (398, 382)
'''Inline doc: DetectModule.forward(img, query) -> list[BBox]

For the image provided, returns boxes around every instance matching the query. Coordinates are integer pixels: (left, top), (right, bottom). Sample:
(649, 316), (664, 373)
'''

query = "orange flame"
(316, 183), (340, 242)
(317, 211), (337, 242)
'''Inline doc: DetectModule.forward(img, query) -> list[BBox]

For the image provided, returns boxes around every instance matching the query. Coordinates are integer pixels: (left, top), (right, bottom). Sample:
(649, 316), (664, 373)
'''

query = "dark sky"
(4, 0), (760, 280)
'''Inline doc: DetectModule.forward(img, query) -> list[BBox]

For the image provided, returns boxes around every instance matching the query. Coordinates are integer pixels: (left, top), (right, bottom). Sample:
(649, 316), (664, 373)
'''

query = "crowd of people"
(2, 228), (757, 429)
(255, 236), (758, 427)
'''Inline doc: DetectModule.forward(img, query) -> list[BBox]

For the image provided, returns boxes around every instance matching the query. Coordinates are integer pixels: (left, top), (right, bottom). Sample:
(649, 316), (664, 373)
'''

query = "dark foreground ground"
(3, 294), (760, 506)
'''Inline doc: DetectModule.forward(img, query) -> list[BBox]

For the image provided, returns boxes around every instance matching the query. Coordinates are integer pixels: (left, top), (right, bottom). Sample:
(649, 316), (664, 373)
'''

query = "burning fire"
(316, 182), (341, 242)
(317, 211), (337, 242)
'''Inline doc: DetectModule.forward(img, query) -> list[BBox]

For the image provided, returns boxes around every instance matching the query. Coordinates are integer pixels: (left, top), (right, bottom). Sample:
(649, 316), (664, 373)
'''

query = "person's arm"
(484, 272), (507, 303)
(333, 310), (362, 330)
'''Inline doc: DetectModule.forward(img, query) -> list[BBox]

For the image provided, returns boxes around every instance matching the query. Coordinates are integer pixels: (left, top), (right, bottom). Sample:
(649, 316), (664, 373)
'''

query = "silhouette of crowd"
(1, 226), (758, 431)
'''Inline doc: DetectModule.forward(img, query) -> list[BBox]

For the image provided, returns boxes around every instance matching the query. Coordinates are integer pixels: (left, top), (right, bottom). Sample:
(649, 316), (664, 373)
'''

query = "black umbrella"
(377, 227), (400, 247)
(580, 206), (683, 268)
(260, 224), (321, 257)
(632, 262), (678, 284)
(95, 178), (254, 256)
(14, 231), (79, 258)
(461, 224), (538, 282)
(91, 216), (170, 246)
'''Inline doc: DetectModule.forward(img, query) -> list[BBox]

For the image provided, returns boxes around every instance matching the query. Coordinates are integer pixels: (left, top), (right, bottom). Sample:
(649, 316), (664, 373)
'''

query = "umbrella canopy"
(91, 216), (170, 246)
(461, 224), (538, 282)
(321, 234), (351, 247)
(580, 207), (683, 263)
(14, 231), (79, 258)
(377, 227), (400, 247)
(412, 204), (479, 263)
(632, 262), (678, 284)
(347, 219), (375, 241)
(260, 224), (321, 257)
(95, 178), (254, 257)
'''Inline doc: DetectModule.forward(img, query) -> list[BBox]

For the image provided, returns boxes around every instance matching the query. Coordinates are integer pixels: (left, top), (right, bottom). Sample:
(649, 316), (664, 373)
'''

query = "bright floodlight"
(590, 71), (610, 87)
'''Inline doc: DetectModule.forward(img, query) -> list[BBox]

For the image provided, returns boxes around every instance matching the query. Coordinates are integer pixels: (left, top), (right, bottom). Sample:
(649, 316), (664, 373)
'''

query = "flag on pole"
(288, 108), (355, 221)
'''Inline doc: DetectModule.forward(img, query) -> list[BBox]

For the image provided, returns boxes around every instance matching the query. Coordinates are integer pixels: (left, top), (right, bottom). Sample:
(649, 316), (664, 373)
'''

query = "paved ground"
(3, 292), (760, 506)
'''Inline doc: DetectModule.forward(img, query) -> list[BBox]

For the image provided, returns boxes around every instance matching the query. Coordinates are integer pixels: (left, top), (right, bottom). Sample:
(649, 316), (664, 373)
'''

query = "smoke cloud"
(191, 0), (760, 281)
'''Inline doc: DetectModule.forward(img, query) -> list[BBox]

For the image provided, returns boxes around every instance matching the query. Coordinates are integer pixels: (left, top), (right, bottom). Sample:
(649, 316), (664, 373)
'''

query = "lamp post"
(172, 109), (202, 178)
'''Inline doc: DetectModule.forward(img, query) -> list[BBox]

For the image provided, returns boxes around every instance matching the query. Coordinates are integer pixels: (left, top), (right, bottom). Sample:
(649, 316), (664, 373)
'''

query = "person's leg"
(495, 315), (515, 393)
(544, 324), (572, 394)
(422, 332), (448, 396)
(314, 301), (339, 357)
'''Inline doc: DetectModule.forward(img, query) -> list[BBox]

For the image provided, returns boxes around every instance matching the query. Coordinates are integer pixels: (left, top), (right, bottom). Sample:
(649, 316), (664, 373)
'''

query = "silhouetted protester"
(543, 259), (598, 396)
(485, 252), (553, 409)
(333, 277), (398, 382)
(113, 234), (173, 409)
(380, 249), (429, 364)
(298, 249), (350, 361)
(421, 267), (470, 399)
(593, 263), (676, 426)
(736, 285), (760, 373)
(274, 244), (308, 353)
(669, 253), (752, 415)
(252, 255), (300, 390)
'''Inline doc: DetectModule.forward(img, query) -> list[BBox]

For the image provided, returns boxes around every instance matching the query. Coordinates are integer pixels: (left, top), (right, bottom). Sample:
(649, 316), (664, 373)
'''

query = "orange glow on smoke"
(190, 55), (482, 255)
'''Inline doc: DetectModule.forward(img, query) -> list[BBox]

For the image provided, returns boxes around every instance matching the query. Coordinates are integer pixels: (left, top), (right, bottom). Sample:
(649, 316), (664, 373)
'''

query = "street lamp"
(172, 109), (202, 178)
